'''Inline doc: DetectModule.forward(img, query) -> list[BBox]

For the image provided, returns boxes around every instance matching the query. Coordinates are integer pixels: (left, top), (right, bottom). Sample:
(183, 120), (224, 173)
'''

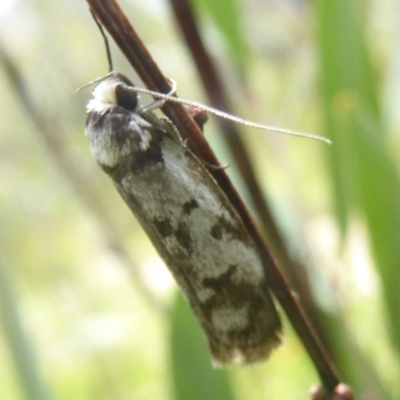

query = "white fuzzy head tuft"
(86, 79), (118, 113)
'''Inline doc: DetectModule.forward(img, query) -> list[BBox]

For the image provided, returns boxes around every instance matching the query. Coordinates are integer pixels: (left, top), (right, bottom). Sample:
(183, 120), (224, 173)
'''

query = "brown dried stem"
(86, 0), (341, 392)
(168, 0), (333, 356)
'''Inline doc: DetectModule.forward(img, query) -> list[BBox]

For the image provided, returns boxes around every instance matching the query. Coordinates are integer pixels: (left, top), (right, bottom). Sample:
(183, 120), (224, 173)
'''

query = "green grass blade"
(316, 0), (400, 366)
(170, 293), (236, 400)
(189, 0), (248, 70)
(0, 262), (51, 400)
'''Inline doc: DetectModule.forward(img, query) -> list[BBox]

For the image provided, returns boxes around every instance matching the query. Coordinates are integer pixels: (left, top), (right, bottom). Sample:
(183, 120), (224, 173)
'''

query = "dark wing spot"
(153, 218), (173, 238)
(202, 265), (271, 324)
(133, 142), (163, 170)
(182, 199), (199, 215)
(210, 224), (223, 240)
(175, 221), (193, 253)
(203, 265), (238, 292)
(210, 217), (247, 242)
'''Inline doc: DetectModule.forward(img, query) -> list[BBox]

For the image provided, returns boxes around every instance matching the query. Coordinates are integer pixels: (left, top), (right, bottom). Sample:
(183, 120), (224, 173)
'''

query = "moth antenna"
(76, 11), (115, 92)
(128, 86), (332, 144)
(90, 9), (113, 73)
(76, 72), (114, 92)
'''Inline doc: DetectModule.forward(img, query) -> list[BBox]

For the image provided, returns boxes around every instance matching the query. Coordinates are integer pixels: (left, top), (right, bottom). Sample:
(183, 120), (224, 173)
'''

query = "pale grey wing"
(87, 108), (281, 365)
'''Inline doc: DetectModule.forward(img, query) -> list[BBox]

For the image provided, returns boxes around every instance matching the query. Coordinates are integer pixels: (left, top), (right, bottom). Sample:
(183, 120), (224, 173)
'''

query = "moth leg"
(188, 106), (208, 132)
(159, 115), (185, 145)
(202, 161), (230, 170)
(139, 79), (177, 113)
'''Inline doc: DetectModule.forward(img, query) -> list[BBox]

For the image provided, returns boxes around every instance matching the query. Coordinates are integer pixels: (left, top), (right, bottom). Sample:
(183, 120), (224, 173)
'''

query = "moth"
(85, 72), (284, 365)
(84, 13), (330, 365)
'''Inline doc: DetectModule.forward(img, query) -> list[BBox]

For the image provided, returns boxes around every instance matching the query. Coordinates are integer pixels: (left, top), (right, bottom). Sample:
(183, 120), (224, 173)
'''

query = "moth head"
(87, 72), (139, 113)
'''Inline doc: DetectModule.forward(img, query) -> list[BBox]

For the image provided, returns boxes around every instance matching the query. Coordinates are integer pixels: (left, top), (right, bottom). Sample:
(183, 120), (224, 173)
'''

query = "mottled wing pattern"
(86, 75), (281, 365)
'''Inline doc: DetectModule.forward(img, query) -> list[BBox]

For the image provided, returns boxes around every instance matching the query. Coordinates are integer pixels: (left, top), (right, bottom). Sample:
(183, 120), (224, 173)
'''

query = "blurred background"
(1, 0), (399, 399)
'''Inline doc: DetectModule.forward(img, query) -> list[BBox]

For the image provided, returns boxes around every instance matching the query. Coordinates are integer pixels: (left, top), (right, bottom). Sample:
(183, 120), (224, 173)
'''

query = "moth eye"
(116, 83), (138, 111)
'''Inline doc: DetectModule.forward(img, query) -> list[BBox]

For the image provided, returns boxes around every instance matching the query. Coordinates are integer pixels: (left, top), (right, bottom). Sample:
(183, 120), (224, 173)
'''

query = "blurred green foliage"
(1, 0), (399, 399)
